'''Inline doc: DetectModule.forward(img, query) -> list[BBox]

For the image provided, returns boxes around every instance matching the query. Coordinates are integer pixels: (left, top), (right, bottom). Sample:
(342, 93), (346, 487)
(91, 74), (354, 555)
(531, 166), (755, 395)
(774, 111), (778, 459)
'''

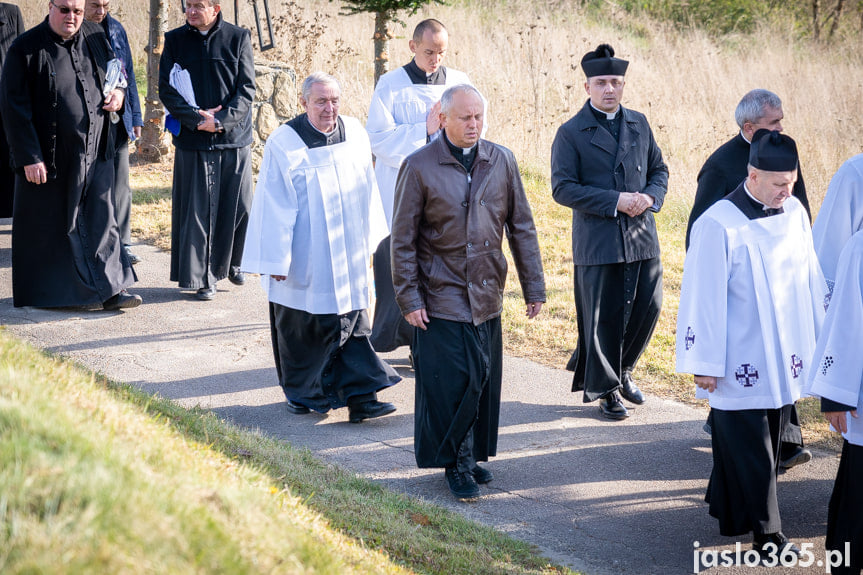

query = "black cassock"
(0, 3), (25, 218)
(1, 21), (135, 307)
(827, 440), (863, 575)
(413, 316), (502, 472)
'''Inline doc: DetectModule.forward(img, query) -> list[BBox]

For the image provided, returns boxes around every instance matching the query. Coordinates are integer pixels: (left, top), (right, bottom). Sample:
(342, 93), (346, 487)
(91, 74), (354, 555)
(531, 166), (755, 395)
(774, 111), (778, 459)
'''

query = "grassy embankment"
(0, 331), (573, 574)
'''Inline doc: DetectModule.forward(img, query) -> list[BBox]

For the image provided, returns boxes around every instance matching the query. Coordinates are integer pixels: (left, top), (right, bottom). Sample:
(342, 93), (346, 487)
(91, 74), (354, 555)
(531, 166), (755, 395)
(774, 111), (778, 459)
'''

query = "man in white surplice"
(242, 72), (400, 423)
(365, 18), (485, 353)
(677, 130), (827, 560)
(813, 153), (863, 292)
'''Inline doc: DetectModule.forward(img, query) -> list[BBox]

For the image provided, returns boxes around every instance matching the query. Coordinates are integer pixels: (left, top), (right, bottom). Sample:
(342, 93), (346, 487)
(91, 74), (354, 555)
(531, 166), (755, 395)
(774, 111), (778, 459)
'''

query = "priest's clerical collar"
(443, 131), (477, 172)
(741, 131), (752, 144)
(403, 59), (446, 85)
(589, 101), (620, 120)
(286, 113), (345, 149)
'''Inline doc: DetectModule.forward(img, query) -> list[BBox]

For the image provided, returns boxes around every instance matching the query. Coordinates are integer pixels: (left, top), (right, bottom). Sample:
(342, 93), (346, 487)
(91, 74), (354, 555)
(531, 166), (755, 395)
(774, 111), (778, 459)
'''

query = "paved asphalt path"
(0, 219), (844, 574)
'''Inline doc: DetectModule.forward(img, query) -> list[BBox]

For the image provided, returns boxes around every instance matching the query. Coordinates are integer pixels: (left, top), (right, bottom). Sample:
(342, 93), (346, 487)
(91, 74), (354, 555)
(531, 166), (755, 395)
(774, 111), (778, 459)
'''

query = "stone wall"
(251, 60), (298, 172)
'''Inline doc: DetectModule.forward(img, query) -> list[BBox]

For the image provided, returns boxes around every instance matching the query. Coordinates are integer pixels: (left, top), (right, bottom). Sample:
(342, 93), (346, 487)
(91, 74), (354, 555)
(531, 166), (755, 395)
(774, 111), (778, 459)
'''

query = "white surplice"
(813, 153), (863, 289)
(241, 115), (388, 315)
(366, 66), (483, 227)
(676, 197), (828, 410)
(806, 230), (863, 446)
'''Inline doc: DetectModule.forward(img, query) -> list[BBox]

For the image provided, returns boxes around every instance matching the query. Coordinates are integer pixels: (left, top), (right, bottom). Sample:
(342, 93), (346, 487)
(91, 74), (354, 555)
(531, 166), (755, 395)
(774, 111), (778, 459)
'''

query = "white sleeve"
(807, 234), (863, 406)
(813, 157), (863, 286)
(676, 216), (730, 377)
(366, 77), (428, 170)
(240, 135), (299, 275)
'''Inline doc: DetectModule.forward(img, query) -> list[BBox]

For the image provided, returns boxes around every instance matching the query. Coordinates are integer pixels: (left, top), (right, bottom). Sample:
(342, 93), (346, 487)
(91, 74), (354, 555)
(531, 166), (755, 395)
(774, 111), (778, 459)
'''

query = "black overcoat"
(1, 19), (134, 307)
(685, 132), (810, 248)
(551, 100), (668, 266)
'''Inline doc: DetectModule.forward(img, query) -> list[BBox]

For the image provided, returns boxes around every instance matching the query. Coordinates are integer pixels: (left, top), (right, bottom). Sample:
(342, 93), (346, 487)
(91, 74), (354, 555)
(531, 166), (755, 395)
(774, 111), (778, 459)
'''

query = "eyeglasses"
(50, 1), (84, 16)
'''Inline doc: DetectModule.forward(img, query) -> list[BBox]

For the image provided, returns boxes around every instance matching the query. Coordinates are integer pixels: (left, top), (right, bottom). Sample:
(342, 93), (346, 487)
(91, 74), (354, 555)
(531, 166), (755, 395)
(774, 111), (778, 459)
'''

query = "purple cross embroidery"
(685, 327), (695, 350)
(790, 355), (803, 379)
(735, 364), (759, 387)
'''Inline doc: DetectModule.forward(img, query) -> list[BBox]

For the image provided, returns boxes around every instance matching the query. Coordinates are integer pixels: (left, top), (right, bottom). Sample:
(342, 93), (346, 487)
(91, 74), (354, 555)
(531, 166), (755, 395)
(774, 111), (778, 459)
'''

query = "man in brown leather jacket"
(391, 84), (546, 500)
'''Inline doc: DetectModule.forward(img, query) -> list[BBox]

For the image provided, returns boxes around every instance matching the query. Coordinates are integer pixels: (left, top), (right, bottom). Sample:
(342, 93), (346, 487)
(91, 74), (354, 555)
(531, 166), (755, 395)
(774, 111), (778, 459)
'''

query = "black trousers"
(706, 405), (792, 537)
(827, 439), (863, 575)
(412, 316), (502, 472)
(569, 257), (662, 401)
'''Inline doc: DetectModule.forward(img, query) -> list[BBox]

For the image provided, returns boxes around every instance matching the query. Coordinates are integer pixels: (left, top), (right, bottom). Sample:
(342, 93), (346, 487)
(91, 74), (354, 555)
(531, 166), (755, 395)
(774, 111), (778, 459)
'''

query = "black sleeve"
(821, 397), (856, 412)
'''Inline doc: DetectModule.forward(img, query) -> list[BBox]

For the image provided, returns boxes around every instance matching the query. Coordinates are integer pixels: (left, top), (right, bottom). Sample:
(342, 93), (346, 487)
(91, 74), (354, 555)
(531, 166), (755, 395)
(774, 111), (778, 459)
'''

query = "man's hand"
(133, 126), (142, 139)
(426, 101), (442, 136)
(24, 162), (48, 185)
(525, 302), (543, 319)
(102, 88), (125, 113)
(616, 192), (654, 217)
(826, 410), (858, 434)
(694, 375), (717, 393)
(271, 275), (287, 281)
(196, 105), (223, 132)
(405, 308), (429, 330)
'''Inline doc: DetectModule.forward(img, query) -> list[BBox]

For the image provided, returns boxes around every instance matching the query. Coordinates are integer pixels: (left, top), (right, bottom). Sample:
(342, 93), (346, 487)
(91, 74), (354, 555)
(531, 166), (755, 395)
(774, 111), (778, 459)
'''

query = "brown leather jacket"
(391, 135), (546, 326)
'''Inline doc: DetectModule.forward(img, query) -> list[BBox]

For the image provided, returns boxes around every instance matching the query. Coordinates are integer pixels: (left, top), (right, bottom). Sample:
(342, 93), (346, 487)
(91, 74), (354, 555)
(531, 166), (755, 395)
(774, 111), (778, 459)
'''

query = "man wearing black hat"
(551, 43), (668, 420)
(676, 130), (828, 561)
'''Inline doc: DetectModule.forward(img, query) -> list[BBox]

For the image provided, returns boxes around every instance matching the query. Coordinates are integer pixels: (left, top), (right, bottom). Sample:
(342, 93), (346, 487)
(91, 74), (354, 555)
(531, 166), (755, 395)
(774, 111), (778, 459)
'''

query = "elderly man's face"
(748, 167), (797, 209)
(744, 106), (784, 139)
(409, 29), (448, 75)
(585, 75), (625, 113)
(301, 81), (340, 134)
(185, 0), (220, 31)
(84, 0), (109, 23)
(440, 90), (483, 148)
(49, 0), (86, 40)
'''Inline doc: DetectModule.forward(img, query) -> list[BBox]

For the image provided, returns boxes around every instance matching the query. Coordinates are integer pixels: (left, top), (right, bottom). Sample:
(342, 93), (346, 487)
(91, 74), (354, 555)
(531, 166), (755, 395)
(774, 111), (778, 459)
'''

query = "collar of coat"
(433, 131), (492, 168)
(573, 98), (642, 157)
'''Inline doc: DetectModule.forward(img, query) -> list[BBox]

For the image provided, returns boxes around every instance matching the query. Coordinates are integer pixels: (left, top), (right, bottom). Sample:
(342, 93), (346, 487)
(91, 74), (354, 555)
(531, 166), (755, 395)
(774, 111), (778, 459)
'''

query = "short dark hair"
(412, 19), (446, 43)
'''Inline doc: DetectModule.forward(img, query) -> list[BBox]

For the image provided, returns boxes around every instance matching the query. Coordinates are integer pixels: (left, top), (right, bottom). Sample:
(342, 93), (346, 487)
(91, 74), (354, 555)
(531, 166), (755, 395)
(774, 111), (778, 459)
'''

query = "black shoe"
(445, 467), (480, 500)
(599, 391), (629, 420)
(286, 399), (310, 414)
(196, 286), (216, 301)
(620, 371), (646, 404)
(779, 447), (812, 470)
(753, 532), (800, 564)
(102, 290), (143, 310)
(472, 464), (493, 484)
(228, 266), (245, 286)
(348, 400), (396, 423)
(124, 245), (142, 265)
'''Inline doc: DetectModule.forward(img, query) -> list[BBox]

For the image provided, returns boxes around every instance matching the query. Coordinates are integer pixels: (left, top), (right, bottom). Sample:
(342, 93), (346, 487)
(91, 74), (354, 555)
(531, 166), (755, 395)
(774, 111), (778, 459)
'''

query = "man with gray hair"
(686, 89), (812, 470)
(686, 89), (810, 248)
(242, 72), (400, 423)
(392, 84), (546, 499)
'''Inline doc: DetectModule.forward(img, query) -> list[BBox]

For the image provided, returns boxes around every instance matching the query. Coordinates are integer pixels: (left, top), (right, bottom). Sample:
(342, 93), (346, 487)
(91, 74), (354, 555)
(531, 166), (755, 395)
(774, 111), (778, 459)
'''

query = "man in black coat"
(551, 44), (668, 420)
(685, 89), (810, 248)
(687, 89), (813, 470)
(0, 2), (24, 218)
(0, 0), (141, 310)
(159, 0), (255, 301)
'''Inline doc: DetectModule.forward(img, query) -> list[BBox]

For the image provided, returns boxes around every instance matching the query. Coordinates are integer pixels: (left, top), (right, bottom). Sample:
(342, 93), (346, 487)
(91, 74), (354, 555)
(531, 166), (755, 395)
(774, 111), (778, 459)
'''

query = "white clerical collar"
(743, 182), (768, 209)
(741, 131), (752, 144)
(307, 116), (338, 137)
(590, 101), (620, 120)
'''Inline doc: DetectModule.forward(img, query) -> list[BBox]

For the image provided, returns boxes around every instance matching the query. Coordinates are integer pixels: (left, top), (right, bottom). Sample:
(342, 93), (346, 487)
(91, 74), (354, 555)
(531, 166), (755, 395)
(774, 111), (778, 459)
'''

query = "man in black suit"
(551, 44), (668, 420)
(0, 2), (24, 218)
(686, 89), (812, 470)
(685, 89), (810, 248)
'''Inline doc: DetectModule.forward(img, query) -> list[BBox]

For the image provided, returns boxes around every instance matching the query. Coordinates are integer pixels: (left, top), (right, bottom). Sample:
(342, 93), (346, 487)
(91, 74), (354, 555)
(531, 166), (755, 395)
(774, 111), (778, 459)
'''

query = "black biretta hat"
(749, 129), (798, 172)
(581, 44), (629, 77)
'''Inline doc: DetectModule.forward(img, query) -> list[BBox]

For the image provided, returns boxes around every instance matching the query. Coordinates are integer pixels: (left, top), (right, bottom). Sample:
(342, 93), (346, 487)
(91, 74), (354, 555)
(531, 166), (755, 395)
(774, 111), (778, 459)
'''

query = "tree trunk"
(828, 0), (846, 39)
(812, 0), (822, 40)
(373, 11), (393, 86)
(139, 0), (168, 161)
